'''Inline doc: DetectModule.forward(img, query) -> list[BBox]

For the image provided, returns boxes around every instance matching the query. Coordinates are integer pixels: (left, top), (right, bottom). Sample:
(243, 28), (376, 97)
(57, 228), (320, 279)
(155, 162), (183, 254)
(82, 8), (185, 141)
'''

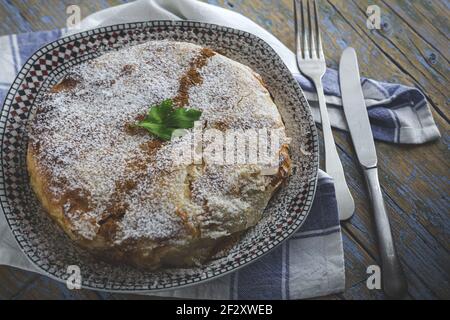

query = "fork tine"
(293, 0), (303, 59)
(308, 0), (317, 59)
(313, 0), (324, 59)
(301, 0), (310, 59)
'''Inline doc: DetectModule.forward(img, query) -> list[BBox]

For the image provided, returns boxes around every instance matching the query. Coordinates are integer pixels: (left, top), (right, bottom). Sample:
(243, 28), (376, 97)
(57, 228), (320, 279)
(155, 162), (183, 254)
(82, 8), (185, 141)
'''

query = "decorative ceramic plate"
(0, 21), (318, 292)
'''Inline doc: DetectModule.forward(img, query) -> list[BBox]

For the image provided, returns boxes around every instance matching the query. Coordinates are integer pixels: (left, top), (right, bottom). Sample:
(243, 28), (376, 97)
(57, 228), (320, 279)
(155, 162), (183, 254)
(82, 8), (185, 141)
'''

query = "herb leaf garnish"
(136, 99), (202, 141)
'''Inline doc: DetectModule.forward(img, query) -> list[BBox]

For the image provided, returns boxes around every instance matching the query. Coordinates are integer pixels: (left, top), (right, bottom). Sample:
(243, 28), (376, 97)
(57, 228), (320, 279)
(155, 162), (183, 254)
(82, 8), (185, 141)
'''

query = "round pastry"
(27, 40), (291, 270)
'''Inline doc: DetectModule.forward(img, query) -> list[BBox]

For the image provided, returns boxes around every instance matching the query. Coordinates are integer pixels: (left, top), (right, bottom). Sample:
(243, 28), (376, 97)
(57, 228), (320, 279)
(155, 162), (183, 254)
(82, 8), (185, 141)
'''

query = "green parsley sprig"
(135, 99), (202, 141)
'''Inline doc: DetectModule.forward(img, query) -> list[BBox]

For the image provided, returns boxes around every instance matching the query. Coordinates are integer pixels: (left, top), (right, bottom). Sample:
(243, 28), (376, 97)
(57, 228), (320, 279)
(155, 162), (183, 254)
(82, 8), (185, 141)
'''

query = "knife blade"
(339, 48), (377, 169)
(339, 47), (408, 298)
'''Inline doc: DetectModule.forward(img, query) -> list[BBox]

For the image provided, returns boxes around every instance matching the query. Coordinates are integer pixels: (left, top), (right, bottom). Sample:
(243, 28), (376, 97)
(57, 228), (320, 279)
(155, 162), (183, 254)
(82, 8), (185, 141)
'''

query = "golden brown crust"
(27, 41), (292, 270)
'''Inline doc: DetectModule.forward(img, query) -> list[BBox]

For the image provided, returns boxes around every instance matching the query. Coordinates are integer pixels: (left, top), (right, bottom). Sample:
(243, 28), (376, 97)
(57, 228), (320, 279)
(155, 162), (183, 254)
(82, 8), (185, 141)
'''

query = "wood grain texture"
(0, 0), (448, 300)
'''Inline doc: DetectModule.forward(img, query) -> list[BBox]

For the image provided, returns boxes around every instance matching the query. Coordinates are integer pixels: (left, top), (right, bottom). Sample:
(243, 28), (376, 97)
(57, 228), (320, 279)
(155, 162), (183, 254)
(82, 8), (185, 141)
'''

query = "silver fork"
(294, 0), (354, 220)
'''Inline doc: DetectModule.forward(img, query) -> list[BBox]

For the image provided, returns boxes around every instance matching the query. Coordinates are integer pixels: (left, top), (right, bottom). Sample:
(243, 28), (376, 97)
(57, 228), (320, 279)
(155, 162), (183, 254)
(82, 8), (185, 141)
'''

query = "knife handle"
(363, 167), (408, 298)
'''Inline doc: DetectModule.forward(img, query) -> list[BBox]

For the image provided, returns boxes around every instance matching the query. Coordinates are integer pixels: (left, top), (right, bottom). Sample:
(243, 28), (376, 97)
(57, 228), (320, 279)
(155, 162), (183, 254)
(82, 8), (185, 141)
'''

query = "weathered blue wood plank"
(0, 0), (129, 35)
(0, 266), (38, 299)
(11, 275), (102, 300)
(380, 0), (450, 59)
(329, 0), (449, 118)
(0, 0), (35, 34)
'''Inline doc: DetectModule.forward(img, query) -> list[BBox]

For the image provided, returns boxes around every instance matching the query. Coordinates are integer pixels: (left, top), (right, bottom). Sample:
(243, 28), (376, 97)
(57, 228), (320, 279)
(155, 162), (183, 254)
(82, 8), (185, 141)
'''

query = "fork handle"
(313, 77), (355, 221)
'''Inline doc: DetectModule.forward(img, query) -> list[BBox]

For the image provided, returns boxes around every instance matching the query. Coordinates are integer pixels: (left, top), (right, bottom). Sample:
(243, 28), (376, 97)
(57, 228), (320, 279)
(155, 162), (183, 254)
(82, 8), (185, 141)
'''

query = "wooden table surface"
(0, 0), (448, 300)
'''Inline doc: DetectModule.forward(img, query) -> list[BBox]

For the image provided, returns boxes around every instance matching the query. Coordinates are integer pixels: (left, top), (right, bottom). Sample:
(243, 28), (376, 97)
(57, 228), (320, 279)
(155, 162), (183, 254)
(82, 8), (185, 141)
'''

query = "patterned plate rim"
(0, 20), (320, 292)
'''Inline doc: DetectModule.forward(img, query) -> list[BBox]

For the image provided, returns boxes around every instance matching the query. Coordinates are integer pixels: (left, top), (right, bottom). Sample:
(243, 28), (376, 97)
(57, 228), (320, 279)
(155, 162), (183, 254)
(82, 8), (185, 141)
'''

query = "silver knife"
(339, 47), (408, 298)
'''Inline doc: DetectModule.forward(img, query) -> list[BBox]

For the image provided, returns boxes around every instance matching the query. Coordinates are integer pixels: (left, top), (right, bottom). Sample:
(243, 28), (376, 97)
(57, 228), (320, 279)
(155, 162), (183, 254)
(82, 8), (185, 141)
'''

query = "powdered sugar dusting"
(29, 40), (291, 247)
(189, 54), (284, 131)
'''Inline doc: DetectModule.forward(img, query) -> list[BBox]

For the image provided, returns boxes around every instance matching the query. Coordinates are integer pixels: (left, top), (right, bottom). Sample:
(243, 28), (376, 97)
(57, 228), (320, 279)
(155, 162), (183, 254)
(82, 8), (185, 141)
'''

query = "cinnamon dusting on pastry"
(174, 48), (216, 107)
(50, 76), (80, 93)
(61, 188), (93, 214)
(120, 64), (136, 76)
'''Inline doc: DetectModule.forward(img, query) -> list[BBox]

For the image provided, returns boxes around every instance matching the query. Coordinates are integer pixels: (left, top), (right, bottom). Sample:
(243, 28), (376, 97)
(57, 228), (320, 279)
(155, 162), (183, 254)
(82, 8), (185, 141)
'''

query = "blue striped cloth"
(295, 70), (441, 144)
(0, 29), (345, 300)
